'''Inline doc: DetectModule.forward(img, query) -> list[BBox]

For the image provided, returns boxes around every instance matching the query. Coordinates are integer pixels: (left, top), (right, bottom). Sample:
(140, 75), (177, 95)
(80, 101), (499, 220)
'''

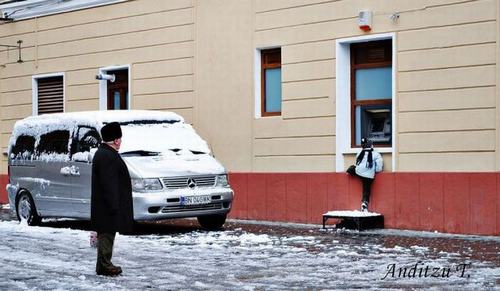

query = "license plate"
(180, 195), (211, 206)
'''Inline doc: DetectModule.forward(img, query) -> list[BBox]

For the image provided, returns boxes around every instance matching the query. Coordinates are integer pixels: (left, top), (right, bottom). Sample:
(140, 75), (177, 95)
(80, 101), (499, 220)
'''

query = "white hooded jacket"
(355, 148), (383, 179)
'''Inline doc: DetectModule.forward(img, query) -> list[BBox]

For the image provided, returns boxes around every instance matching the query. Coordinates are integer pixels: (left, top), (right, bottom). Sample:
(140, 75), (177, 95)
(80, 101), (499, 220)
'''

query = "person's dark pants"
(96, 232), (116, 272)
(347, 166), (373, 203)
(360, 176), (373, 203)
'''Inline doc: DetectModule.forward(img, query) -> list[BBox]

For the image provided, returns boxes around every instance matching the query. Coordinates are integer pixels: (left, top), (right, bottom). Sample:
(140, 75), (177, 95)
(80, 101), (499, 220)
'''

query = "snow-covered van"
(7, 110), (234, 229)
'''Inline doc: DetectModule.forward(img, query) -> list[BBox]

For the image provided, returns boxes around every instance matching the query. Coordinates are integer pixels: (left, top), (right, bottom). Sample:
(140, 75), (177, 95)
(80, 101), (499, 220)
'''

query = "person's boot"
(96, 266), (122, 276)
(361, 201), (368, 212)
(110, 265), (122, 274)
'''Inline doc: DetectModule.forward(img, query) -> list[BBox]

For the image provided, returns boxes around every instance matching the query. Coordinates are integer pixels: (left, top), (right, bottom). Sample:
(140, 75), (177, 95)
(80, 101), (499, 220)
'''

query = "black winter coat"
(91, 143), (134, 233)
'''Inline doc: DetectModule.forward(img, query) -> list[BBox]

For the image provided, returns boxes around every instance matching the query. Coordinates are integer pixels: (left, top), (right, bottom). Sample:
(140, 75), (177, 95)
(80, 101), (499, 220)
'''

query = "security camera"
(389, 13), (400, 21)
(95, 73), (115, 82)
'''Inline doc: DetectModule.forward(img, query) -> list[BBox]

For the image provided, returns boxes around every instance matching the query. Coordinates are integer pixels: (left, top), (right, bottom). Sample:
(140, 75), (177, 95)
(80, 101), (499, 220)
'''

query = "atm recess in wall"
(359, 105), (391, 144)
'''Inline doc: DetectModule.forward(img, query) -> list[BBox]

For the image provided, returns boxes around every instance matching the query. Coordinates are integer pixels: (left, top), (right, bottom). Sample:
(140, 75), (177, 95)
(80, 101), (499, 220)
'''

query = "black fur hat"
(101, 122), (122, 142)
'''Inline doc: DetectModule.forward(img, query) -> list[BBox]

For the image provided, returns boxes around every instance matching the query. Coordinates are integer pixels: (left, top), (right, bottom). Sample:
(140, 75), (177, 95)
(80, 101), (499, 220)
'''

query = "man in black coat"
(91, 122), (134, 276)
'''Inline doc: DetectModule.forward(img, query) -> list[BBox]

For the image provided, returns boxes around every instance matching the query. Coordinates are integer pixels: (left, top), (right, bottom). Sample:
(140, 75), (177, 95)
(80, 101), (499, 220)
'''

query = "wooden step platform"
(322, 210), (384, 231)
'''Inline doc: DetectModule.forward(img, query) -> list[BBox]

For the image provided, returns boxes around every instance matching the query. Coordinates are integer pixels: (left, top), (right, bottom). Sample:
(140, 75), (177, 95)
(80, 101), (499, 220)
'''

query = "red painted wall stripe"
(228, 172), (500, 236)
(0, 175), (7, 204)
(419, 173), (444, 233)
(470, 174), (496, 235)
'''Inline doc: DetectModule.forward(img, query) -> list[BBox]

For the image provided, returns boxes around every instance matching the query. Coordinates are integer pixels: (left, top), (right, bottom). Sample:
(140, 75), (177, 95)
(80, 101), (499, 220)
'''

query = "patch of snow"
(324, 210), (381, 217)
(37, 153), (70, 163)
(282, 236), (316, 242)
(72, 151), (91, 162)
(0, 204), (10, 210)
(10, 150), (34, 161)
(8, 111), (216, 168)
(18, 177), (51, 190)
(124, 153), (225, 177)
(335, 249), (360, 256)
(410, 245), (430, 252)
(8, 110), (184, 156)
(394, 245), (411, 252)
(120, 123), (210, 154)
(6, 183), (18, 194)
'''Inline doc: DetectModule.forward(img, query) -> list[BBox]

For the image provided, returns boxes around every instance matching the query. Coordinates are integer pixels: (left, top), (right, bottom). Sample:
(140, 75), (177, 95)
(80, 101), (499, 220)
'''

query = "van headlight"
(132, 178), (163, 192)
(216, 175), (229, 187)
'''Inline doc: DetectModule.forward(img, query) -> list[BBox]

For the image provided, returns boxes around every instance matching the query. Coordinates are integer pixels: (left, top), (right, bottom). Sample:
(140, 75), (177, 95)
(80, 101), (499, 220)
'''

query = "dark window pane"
(38, 130), (70, 154)
(76, 127), (101, 153)
(12, 135), (36, 159)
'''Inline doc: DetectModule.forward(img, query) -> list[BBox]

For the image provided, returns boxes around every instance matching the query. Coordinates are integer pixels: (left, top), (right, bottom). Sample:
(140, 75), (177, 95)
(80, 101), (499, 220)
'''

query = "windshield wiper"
(120, 150), (160, 156)
(169, 148), (206, 155)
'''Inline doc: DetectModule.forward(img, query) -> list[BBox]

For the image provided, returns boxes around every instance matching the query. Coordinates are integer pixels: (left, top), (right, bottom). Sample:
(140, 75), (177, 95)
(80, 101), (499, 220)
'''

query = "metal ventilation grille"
(162, 176), (216, 189)
(37, 76), (63, 115)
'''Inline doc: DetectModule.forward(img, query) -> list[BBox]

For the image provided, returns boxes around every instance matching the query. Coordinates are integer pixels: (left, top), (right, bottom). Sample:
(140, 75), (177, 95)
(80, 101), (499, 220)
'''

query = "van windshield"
(119, 122), (210, 155)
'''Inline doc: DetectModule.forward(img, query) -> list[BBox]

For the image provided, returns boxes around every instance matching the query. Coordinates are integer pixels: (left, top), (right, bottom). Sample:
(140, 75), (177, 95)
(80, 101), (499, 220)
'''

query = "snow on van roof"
(11, 110), (183, 136)
(16, 110), (183, 125)
(8, 110), (192, 154)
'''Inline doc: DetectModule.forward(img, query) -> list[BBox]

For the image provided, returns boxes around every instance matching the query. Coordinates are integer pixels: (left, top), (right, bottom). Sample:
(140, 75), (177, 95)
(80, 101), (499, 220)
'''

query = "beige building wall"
(0, 0), (197, 173)
(252, 0), (497, 172)
(194, 0), (254, 172)
(0, 0), (498, 174)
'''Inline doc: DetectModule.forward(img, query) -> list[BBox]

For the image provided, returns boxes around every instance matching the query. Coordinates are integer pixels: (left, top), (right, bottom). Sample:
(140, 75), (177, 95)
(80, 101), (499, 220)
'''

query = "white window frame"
(32, 72), (65, 116)
(254, 46), (282, 119)
(335, 33), (396, 172)
(98, 64), (131, 110)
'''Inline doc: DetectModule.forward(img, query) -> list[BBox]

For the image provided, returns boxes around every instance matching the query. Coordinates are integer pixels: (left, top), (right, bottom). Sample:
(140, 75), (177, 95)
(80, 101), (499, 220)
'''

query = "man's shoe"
(96, 267), (122, 276)
(110, 265), (122, 274)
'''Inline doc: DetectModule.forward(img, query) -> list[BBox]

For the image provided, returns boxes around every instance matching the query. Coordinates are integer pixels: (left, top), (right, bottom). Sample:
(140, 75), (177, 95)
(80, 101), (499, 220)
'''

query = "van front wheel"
(16, 191), (41, 226)
(197, 214), (227, 230)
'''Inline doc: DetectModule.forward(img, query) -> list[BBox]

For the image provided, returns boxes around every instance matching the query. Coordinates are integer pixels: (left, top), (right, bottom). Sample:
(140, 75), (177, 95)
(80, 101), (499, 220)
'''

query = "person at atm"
(346, 138), (383, 212)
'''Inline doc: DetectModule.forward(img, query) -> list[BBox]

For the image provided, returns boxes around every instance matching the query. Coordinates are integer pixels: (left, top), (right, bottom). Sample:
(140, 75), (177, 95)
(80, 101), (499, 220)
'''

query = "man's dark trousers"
(96, 232), (116, 271)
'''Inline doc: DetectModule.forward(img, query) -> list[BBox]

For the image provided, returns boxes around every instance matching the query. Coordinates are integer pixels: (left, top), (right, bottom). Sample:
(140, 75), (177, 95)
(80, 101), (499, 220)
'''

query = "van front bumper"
(132, 187), (233, 221)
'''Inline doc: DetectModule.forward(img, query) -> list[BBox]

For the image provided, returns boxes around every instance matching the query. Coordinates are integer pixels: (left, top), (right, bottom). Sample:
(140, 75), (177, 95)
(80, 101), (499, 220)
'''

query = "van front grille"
(162, 176), (216, 189)
(161, 202), (223, 213)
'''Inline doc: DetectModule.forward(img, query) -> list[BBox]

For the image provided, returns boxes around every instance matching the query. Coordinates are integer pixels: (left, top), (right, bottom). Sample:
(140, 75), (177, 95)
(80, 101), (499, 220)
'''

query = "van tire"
(197, 214), (227, 230)
(16, 191), (41, 226)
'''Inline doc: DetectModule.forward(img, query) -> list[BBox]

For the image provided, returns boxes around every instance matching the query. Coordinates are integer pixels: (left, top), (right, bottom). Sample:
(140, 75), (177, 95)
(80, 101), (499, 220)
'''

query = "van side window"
(38, 130), (70, 155)
(12, 135), (36, 159)
(76, 127), (101, 153)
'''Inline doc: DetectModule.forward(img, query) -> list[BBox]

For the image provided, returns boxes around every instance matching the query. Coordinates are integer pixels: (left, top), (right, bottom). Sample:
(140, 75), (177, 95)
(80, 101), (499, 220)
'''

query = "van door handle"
(70, 166), (80, 176)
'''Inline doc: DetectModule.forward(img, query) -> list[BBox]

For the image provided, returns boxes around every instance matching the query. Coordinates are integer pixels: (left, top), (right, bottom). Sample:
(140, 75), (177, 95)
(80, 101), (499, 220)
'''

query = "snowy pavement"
(0, 211), (498, 290)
